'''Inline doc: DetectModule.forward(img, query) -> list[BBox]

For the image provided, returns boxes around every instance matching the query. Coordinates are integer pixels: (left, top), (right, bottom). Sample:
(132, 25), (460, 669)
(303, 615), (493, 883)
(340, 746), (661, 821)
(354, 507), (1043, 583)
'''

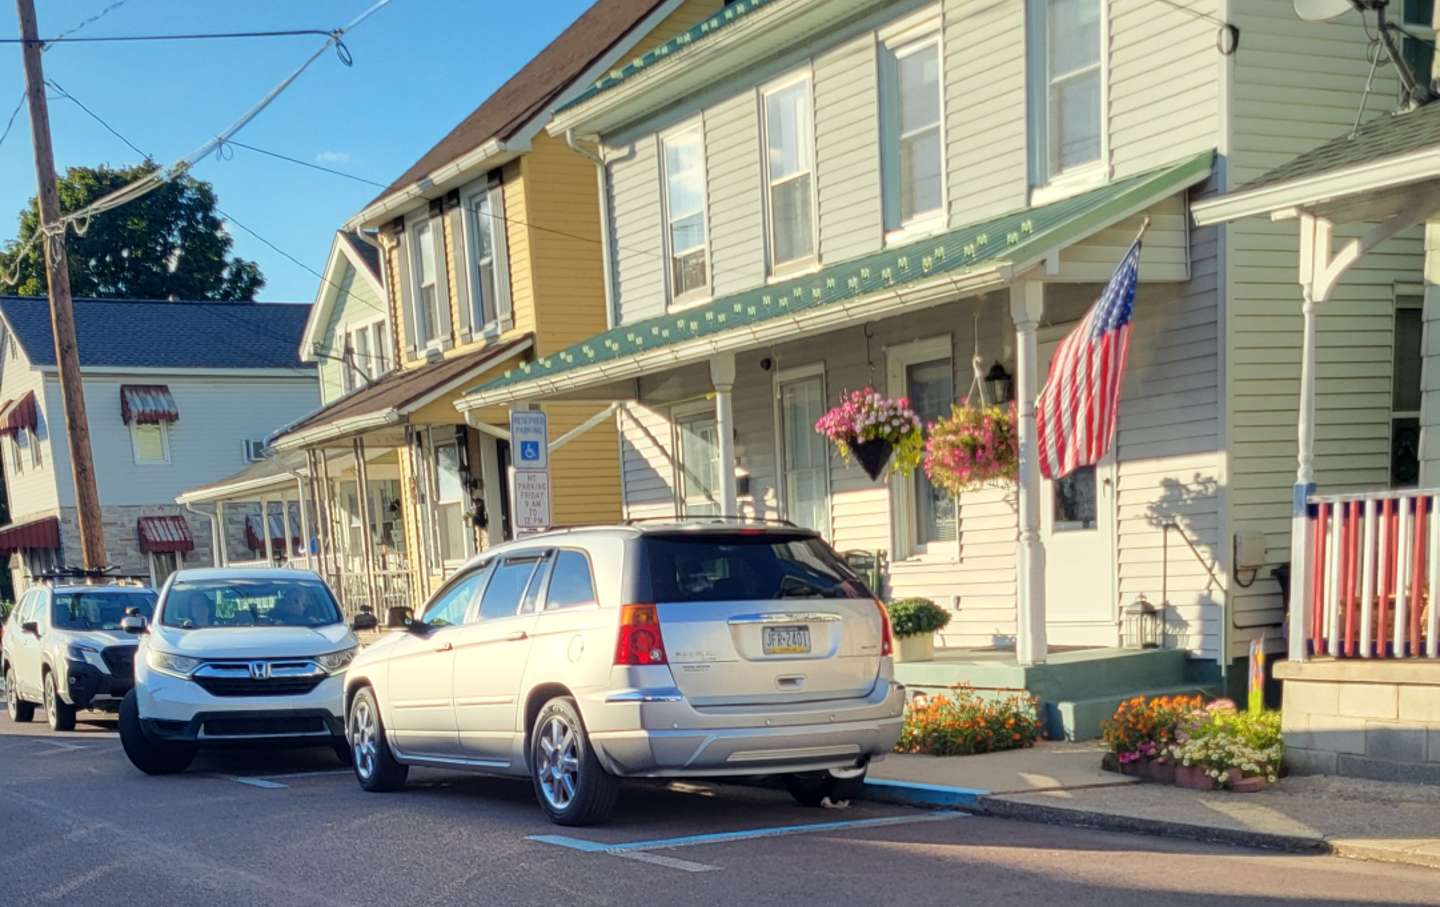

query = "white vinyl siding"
(815, 33), (881, 263)
(661, 124), (710, 304)
(607, 139), (666, 322)
(706, 91), (766, 297)
(762, 75), (817, 272)
(879, 21), (945, 236)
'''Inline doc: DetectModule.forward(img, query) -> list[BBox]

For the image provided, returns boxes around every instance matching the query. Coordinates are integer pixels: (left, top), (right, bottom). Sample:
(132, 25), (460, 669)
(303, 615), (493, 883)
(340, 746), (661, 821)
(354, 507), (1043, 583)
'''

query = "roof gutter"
(566, 129), (619, 329)
(345, 138), (517, 231)
(268, 408), (403, 453)
(182, 501), (224, 567)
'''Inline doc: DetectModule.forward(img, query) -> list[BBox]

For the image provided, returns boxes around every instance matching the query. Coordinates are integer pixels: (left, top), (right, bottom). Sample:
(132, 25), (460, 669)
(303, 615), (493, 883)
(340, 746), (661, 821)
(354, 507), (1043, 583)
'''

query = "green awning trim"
(466, 149), (1214, 402)
(560, 0), (780, 112)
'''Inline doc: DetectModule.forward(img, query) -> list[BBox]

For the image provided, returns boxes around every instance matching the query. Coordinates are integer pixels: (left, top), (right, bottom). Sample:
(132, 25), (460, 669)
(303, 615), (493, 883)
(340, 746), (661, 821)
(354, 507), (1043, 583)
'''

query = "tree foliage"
(0, 164), (264, 300)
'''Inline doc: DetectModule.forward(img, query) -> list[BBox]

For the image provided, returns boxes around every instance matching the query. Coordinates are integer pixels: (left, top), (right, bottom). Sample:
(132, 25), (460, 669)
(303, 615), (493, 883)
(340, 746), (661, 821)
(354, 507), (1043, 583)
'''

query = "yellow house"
(269, 0), (727, 609)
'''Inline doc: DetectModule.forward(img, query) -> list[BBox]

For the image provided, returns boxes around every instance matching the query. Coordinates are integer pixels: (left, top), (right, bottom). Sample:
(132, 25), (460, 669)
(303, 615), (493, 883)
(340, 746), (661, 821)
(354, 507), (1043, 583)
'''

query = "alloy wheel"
(43, 674), (55, 724)
(5, 669), (16, 719)
(350, 698), (377, 781)
(536, 715), (581, 811)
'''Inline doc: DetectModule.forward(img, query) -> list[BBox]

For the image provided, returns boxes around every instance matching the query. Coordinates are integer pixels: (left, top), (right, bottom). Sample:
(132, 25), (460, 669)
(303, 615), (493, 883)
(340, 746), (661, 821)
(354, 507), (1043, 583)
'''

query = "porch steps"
(1052, 684), (1218, 743)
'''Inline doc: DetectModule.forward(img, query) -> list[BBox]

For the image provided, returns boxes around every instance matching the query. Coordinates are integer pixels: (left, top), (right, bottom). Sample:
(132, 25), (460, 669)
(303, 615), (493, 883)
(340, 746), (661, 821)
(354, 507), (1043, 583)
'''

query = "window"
(888, 337), (954, 556)
(675, 406), (722, 516)
(1403, 1), (1435, 103)
(662, 125), (709, 302)
(434, 438), (468, 564)
(161, 577), (341, 628)
(546, 550), (597, 610)
(371, 322), (390, 374)
(422, 565), (490, 627)
(1053, 464), (1098, 530)
(776, 368), (830, 534)
(8, 433), (21, 476)
(1391, 297), (1423, 487)
(763, 76), (816, 270)
(131, 422), (170, 465)
(477, 555), (540, 621)
(1029, 0), (1103, 185)
(880, 26), (943, 233)
(462, 184), (510, 332)
(641, 533), (870, 602)
(53, 590), (157, 630)
(149, 551), (180, 588)
(409, 217), (443, 347)
(28, 429), (41, 470)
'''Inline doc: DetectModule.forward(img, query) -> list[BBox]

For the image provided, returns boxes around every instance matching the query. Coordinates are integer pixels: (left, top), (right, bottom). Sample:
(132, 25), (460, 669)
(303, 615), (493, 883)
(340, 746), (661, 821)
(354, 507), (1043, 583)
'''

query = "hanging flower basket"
(923, 401), (1019, 495)
(814, 388), (923, 481)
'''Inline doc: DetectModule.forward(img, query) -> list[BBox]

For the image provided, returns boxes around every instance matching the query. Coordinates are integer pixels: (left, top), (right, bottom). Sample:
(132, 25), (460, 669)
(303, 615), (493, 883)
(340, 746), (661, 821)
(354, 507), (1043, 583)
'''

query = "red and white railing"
(1305, 490), (1439, 659)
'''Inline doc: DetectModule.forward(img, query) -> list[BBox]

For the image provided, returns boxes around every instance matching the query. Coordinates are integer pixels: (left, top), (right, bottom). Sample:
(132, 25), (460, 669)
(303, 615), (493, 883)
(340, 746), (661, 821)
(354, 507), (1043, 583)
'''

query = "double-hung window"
(763, 76), (816, 271)
(880, 23), (944, 235)
(433, 435), (469, 565)
(462, 182), (511, 333)
(775, 366), (830, 535)
(408, 217), (443, 348)
(1029, 0), (1103, 187)
(888, 337), (955, 556)
(674, 403), (722, 516)
(662, 124), (709, 303)
(131, 422), (170, 466)
(1391, 295), (1423, 487)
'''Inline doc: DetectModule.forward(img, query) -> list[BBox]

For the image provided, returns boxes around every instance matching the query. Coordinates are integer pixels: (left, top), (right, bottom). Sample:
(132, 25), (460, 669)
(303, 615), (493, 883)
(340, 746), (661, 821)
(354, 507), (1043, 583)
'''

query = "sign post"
(509, 409), (551, 535)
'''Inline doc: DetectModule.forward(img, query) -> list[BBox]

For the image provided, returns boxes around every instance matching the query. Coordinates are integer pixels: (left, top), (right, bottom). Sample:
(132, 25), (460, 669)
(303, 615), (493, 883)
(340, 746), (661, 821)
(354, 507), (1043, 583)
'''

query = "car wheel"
(43, 670), (76, 732)
(530, 696), (618, 827)
(5, 666), (34, 723)
(348, 687), (407, 792)
(118, 690), (194, 775)
(784, 768), (867, 807)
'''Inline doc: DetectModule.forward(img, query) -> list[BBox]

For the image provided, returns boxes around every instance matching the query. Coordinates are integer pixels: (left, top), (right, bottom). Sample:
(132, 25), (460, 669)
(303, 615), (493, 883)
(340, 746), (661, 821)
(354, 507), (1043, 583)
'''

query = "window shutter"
(429, 209), (455, 351)
(395, 225), (419, 362)
(490, 183), (513, 326)
(447, 192), (474, 343)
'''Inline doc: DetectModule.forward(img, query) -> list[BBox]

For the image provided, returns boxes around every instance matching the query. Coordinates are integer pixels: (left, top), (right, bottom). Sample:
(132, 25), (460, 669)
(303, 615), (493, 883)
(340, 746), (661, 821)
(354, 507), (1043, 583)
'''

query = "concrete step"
(1047, 683), (1219, 742)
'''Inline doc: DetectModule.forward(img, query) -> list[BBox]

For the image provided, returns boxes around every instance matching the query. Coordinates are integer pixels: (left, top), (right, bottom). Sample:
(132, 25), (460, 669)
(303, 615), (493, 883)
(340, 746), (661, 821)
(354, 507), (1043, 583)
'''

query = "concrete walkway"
(866, 742), (1440, 870)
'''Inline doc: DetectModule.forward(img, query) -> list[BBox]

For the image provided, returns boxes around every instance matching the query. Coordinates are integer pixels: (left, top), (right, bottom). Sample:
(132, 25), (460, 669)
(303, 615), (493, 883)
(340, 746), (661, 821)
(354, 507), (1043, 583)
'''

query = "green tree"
(0, 164), (264, 300)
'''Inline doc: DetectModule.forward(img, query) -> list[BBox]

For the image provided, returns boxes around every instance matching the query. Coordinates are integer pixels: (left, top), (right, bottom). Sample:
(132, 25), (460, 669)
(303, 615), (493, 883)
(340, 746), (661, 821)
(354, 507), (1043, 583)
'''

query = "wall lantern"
(1122, 595), (1162, 650)
(984, 361), (1013, 404)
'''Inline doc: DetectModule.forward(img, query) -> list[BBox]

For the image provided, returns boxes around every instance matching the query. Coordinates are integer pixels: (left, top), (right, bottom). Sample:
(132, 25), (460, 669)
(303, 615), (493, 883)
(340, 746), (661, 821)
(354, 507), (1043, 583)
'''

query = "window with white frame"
(1028, 0), (1103, 186)
(8, 433), (22, 476)
(28, 428), (41, 470)
(888, 337), (955, 556)
(463, 184), (510, 331)
(1391, 295), (1423, 487)
(674, 404), (722, 516)
(408, 217), (443, 347)
(879, 22), (944, 234)
(131, 422), (170, 465)
(775, 366), (830, 534)
(341, 319), (389, 391)
(662, 124), (709, 302)
(763, 75), (816, 271)
(433, 435), (469, 565)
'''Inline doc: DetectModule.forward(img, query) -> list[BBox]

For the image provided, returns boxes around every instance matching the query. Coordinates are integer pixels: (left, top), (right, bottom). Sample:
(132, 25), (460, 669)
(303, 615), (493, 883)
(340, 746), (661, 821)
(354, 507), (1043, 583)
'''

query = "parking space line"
(225, 776), (289, 789)
(529, 809), (966, 855)
(258, 769), (353, 781)
(613, 851), (720, 873)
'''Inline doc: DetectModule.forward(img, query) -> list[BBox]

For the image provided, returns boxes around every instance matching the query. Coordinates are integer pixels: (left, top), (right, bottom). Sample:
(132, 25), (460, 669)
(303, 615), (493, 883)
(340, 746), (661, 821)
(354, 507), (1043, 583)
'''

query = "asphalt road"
(1, 712), (1437, 907)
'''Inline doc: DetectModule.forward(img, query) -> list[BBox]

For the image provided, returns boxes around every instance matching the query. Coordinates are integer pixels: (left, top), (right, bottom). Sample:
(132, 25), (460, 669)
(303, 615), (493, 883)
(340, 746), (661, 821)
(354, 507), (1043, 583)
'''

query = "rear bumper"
(585, 678), (906, 778)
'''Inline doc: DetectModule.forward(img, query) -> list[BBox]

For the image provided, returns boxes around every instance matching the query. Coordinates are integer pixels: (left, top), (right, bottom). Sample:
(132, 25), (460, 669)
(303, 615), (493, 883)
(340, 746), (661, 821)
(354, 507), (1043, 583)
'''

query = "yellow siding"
(502, 158), (538, 340)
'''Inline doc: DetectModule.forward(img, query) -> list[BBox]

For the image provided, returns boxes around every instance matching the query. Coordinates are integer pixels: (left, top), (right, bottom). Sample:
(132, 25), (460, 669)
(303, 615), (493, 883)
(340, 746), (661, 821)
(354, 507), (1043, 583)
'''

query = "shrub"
(1100, 694), (1205, 764)
(895, 685), (1042, 756)
(886, 598), (951, 638)
(1170, 709), (1284, 787)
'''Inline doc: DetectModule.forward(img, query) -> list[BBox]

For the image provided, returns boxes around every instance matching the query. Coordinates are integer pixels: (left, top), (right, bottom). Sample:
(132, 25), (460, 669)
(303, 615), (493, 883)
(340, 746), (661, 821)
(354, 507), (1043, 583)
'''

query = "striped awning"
(0, 515), (60, 553)
(120, 385), (178, 425)
(0, 391), (37, 436)
(136, 515), (194, 554)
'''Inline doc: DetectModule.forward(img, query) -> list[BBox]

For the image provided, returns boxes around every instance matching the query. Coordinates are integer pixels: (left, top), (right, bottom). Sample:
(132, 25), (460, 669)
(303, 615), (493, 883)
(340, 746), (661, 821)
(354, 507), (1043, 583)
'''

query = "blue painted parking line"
(861, 778), (988, 808)
(529, 809), (966, 854)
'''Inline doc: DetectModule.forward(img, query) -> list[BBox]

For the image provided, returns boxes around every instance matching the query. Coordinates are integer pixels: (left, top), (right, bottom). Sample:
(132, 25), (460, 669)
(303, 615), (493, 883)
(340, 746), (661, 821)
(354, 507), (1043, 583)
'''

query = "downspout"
(566, 129), (618, 329)
(184, 501), (223, 568)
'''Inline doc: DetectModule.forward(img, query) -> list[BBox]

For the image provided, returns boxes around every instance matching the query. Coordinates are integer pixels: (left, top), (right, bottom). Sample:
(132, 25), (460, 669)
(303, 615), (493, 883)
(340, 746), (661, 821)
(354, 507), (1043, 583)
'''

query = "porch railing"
(1304, 489), (1439, 659)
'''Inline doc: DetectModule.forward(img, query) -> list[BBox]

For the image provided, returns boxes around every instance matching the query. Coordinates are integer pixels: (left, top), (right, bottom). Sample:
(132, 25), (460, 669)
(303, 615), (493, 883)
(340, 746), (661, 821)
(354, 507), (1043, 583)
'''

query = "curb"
(861, 778), (987, 809)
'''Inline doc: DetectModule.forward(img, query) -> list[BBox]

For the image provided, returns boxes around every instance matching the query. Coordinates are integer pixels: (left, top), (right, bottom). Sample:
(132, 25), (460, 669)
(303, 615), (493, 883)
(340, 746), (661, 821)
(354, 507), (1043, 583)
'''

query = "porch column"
(260, 497), (275, 564)
(710, 352), (738, 517)
(1010, 280), (1048, 667)
(295, 475), (311, 571)
(280, 494), (293, 564)
(215, 501), (228, 567)
(1287, 278), (1321, 663)
(353, 437), (379, 615)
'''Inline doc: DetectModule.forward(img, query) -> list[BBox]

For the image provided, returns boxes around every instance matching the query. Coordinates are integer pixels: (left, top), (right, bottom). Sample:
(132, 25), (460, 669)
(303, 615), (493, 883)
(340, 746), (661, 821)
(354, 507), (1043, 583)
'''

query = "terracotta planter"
(1175, 764), (1216, 790)
(894, 633), (934, 663)
(847, 437), (894, 481)
(1119, 758), (1176, 784)
(1227, 772), (1270, 793)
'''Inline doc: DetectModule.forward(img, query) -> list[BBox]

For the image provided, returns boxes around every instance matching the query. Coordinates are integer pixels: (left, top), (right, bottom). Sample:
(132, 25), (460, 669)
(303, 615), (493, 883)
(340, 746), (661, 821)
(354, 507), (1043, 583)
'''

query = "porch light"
(984, 361), (1013, 404)
(1122, 596), (1162, 650)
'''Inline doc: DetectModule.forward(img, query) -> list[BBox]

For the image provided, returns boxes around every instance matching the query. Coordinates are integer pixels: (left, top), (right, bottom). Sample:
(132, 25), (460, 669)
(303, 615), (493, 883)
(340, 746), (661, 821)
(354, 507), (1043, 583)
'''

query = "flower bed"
(1100, 695), (1284, 792)
(895, 685), (1041, 757)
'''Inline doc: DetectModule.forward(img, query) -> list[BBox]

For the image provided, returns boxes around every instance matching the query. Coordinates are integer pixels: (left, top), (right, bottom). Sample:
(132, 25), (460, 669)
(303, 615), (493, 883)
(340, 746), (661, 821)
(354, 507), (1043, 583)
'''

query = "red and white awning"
(0, 515), (59, 553)
(120, 385), (178, 425)
(0, 391), (37, 436)
(136, 515), (194, 554)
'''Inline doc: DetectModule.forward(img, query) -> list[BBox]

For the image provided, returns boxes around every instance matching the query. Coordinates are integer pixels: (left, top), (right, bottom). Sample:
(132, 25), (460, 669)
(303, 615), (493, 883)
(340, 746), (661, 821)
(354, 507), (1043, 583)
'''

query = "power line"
(0, 28), (340, 45)
(46, 78), (152, 161)
(221, 140), (386, 188)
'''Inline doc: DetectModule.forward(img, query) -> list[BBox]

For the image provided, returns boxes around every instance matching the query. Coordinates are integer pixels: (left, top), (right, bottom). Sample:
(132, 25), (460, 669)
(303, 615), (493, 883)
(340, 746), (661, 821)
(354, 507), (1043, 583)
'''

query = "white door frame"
(772, 361), (832, 538)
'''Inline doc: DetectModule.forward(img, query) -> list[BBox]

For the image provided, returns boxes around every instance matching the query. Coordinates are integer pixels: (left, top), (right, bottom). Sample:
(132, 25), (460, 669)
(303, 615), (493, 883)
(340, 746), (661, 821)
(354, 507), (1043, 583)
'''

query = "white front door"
(1038, 326), (1118, 646)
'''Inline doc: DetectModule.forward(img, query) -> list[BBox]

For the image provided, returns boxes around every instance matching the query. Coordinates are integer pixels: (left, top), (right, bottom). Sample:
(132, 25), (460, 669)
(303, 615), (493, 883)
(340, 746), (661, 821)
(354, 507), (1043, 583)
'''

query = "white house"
(0, 296), (319, 590)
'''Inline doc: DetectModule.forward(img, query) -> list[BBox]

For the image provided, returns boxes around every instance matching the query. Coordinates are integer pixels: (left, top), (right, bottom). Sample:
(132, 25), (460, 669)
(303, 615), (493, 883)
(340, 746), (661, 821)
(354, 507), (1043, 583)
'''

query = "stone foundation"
(1277, 659), (1440, 784)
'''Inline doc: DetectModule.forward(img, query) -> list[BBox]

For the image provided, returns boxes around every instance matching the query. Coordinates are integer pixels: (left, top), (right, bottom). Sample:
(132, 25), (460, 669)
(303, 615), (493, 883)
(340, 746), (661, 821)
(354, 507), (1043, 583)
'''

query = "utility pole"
(16, 0), (107, 570)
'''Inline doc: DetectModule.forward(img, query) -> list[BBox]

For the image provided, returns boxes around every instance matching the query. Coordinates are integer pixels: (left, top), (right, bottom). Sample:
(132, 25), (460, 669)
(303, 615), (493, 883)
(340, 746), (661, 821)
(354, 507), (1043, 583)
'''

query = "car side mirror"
(20, 621), (38, 636)
(350, 612), (378, 632)
(120, 613), (147, 635)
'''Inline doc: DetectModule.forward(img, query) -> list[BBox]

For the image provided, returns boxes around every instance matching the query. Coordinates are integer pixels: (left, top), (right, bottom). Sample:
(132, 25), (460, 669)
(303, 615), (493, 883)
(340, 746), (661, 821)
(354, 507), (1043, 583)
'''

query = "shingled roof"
(339, 231), (382, 282)
(0, 296), (314, 371)
(1240, 102), (1440, 192)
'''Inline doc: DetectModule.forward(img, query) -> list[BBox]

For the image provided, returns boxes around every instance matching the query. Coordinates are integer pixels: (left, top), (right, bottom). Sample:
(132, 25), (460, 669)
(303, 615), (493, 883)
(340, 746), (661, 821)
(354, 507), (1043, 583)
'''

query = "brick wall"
(1278, 660), (1440, 784)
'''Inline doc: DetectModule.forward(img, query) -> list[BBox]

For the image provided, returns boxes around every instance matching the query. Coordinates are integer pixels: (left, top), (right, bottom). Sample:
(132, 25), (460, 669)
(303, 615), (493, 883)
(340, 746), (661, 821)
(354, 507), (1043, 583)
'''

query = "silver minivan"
(343, 521), (905, 825)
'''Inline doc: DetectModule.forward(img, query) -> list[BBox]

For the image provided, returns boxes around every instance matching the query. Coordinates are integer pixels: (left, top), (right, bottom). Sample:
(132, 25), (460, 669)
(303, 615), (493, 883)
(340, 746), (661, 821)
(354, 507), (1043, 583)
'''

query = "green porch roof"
(464, 149), (1214, 404)
(560, 0), (779, 112)
(1241, 102), (1440, 192)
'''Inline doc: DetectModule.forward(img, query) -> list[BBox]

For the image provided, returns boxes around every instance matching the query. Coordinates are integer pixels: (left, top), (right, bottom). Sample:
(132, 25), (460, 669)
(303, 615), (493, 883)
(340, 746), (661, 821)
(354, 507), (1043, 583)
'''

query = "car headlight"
(66, 643), (109, 673)
(315, 645), (358, 674)
(146, 650), (202, 678)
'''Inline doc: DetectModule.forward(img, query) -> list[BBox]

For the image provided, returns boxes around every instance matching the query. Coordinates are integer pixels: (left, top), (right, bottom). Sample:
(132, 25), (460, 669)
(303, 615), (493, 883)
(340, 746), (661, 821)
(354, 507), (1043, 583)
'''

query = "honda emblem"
(248, 661), (270, 680)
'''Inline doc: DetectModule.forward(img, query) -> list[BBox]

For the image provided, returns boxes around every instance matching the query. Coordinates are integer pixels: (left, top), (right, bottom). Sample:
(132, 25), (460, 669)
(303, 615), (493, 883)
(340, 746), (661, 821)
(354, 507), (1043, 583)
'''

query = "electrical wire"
(221, 140), (386, 188)
(1, 28), (339, 45)
(1152, 0), (1224, 26)
(46, 78), (152, 161)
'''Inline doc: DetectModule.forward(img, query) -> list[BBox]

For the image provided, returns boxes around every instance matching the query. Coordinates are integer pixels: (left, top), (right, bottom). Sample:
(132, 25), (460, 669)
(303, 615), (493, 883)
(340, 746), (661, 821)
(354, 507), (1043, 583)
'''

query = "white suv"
(118, 568), (359, 774)
(3, 583), (158, 730)
(343, 523), (905, 825)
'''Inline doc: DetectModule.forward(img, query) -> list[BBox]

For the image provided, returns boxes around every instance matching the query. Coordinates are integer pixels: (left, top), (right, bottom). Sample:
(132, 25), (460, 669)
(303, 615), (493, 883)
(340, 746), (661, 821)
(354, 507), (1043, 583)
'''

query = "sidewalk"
(865, 741), (1440, 870)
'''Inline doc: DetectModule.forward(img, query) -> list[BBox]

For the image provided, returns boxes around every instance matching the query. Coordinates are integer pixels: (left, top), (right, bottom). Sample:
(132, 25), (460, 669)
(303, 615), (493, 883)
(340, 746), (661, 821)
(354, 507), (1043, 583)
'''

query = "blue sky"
(0, 0), (595, 301)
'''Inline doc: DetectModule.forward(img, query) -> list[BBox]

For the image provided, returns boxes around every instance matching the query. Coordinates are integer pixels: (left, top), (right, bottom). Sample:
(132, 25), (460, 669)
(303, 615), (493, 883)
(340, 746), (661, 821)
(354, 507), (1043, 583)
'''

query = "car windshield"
(52, 590), (156, 630)
(160, 578), (341, 629)
(642, 533), (872, 602)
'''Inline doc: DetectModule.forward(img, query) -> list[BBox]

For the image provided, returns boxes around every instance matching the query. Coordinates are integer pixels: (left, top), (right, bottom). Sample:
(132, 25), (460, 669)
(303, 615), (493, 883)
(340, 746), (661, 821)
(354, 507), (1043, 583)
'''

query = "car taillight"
(873, 598), (893, 657)
(615, 603), (667, 666)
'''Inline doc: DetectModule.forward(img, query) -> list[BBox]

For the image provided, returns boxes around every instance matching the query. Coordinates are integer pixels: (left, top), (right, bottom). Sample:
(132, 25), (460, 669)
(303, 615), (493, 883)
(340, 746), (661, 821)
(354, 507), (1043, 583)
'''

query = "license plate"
(762, 625), (811, 655)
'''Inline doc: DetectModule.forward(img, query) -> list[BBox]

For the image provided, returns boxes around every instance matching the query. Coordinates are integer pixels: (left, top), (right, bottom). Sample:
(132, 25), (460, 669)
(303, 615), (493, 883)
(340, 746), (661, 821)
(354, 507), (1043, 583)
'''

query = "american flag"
(1036, 238), (1141, 480)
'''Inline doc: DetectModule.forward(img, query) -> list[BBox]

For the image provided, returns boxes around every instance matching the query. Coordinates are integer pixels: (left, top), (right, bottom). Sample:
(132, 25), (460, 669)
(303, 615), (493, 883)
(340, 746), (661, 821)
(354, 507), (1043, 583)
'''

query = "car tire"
(118, 690), (194, 775)
(530, 696), (618, 827)
(348, 686), (407, 792)
(43, 670), (76, 732)
(784, 768), (867, 807)
(5, 666), (34, 722)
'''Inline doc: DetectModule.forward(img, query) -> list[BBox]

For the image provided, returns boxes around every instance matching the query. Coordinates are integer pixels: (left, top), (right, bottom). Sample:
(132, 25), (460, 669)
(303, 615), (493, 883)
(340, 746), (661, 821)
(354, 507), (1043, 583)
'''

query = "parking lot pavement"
(3, 713), (1439, 907)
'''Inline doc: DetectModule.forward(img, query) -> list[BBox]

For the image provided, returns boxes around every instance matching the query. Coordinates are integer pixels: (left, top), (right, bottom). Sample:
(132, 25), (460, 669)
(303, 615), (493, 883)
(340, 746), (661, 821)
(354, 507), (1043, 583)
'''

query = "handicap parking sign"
(508, 410), (549, 471)
(520, 440), (541, 462)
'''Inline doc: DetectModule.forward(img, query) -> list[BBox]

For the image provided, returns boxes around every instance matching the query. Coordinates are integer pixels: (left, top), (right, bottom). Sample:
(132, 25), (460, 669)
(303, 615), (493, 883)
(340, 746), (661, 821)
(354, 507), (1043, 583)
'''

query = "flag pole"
(1133, 215), (1151, 245)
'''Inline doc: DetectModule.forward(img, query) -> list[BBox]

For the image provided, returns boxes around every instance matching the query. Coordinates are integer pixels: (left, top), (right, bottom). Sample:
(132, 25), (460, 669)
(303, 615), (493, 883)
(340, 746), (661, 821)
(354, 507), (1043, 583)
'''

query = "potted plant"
(923, 401), (1019, 495)
(814, 388), (923, 481)
(1099, 694), (1205, 783)
(886, 597), (951, 662)
(1169, 704), (1283, 793)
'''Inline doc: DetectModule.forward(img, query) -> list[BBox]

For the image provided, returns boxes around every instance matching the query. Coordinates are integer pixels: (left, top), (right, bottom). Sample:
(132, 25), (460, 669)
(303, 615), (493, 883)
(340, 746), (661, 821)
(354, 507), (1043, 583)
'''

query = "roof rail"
(620, 515), (800, 528)
(29, 565), (150, 586)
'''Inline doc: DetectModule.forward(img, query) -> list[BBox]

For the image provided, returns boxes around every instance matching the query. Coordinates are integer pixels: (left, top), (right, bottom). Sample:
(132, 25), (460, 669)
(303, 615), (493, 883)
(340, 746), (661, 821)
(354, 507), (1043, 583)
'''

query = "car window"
(53, 590), (156, 630)
(519, 554), (554, 615)
(423, 566), (490, 628)
(477, 556), (540, 621)
(546, 551), (597, 610)
(161, 578), (342, 628)
(641, 533), (871, 602)
(13, 591), (36, 625)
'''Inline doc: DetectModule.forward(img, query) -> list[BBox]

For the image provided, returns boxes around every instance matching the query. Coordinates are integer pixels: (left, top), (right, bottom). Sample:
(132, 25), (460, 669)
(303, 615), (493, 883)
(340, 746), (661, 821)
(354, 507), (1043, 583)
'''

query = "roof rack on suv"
(620, 515), (800, 528)
(30, 566), (149, 586)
